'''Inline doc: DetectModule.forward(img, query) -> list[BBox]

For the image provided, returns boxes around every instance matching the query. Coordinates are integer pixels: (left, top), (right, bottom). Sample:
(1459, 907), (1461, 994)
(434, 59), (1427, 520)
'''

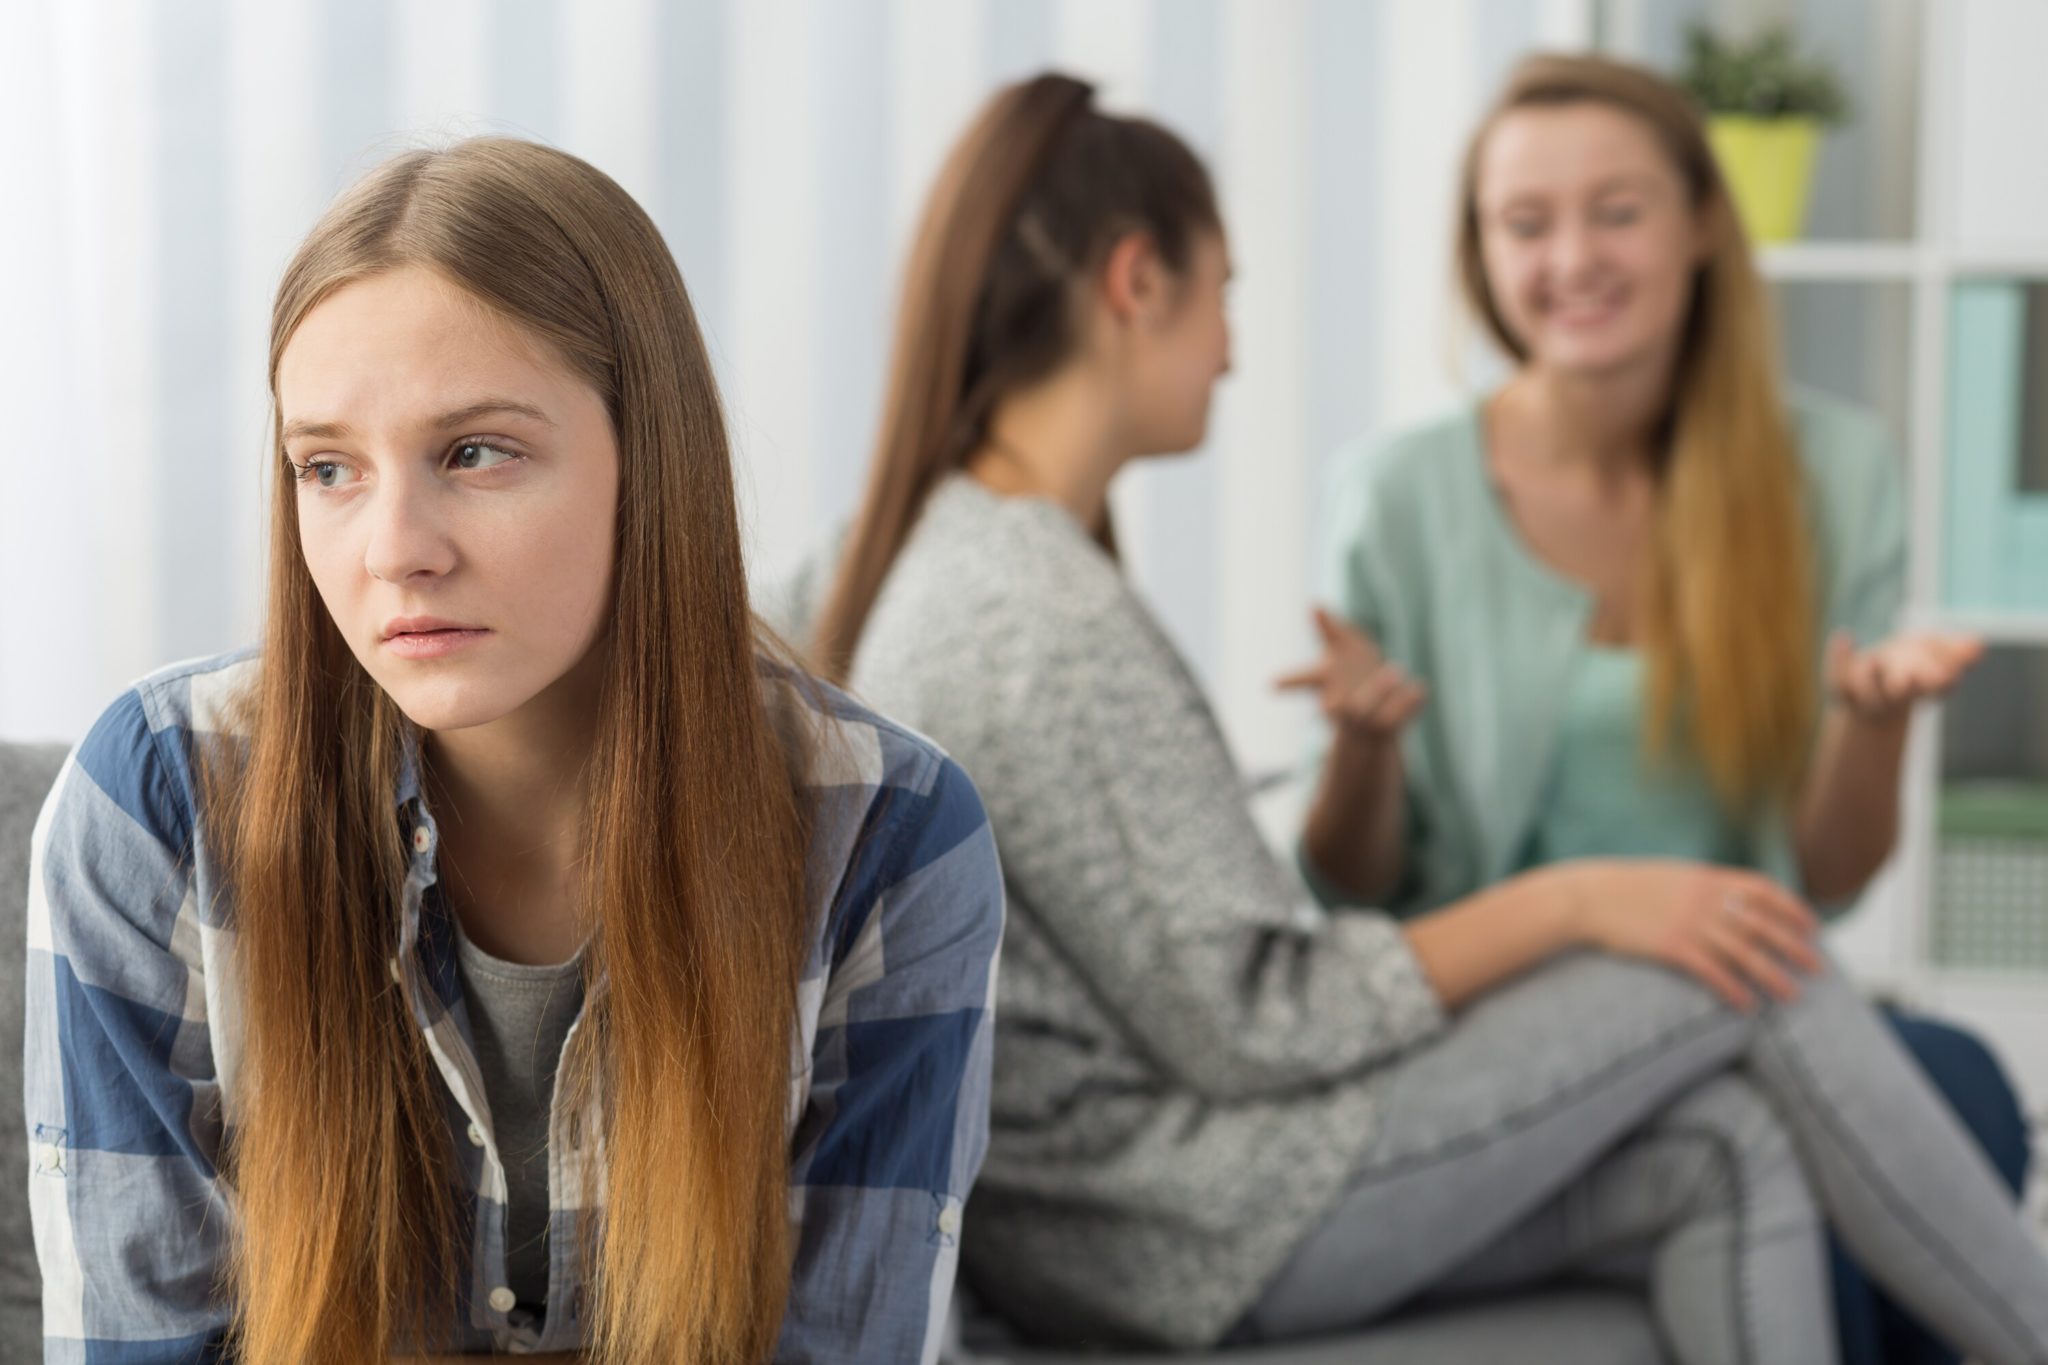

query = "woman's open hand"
(1277, 607), (1427, 746)
(1825, 629), (1983, 725)
(1568, 859), (1823, 1012)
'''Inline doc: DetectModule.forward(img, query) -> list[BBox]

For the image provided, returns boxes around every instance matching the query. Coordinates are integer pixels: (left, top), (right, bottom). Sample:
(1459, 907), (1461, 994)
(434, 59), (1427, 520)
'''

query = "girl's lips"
(1545, 290), (1627, 328)
(382, 628), (491, 659)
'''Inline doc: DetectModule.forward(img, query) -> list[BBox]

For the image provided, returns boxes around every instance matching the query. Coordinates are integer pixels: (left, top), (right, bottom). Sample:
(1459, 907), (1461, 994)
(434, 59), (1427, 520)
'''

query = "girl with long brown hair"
(830, 71), (2048, 1363)
(1289, 53), (2023, 1365)
(23, 137), (1003, 1364)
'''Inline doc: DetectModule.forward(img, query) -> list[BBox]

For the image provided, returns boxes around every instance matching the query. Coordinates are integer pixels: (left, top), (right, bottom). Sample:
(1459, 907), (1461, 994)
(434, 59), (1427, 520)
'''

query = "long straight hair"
(809, 72), (1220, 681)
(207, 138), (813, 1363)
(1456, 53), (1818, 811)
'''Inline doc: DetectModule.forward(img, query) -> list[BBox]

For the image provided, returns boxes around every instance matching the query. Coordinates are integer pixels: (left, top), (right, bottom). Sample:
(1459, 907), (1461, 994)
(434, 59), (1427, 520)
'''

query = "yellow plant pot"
(1706, 115), (1822, 244)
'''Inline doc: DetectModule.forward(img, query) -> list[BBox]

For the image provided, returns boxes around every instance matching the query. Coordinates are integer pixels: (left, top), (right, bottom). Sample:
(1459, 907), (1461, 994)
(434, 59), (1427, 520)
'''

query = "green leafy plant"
(1676, 23), (1850, 124)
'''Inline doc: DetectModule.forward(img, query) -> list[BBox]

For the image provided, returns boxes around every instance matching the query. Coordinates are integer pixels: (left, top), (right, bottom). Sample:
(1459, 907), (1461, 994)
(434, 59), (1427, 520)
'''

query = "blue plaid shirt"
(24, 649), (1003, 1362)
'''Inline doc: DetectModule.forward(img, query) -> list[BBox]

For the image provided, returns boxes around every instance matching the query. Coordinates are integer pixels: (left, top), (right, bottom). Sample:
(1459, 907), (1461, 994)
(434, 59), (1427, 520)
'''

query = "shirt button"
(413, 826), (432, 854)
(488, 1285), (516, 1314)
(936, 1205), (961, 1236)
(466, 1122), (484, 1148)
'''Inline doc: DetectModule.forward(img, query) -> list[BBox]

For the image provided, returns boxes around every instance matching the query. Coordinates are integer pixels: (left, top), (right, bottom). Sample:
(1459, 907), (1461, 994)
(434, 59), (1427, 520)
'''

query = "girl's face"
(278, 265), (621, 735)
(1122, 229), (1234, 456)
(1474, 102), (1710, 379)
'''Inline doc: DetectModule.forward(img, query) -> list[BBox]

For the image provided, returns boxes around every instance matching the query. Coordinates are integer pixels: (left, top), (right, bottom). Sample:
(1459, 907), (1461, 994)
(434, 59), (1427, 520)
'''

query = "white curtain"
(0, 0), (1592, 759)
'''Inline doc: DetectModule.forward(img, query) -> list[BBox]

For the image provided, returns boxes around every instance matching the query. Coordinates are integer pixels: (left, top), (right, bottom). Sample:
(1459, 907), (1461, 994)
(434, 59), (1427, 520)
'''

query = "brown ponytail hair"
(1456, 53), (1818, 811)
(809, 72), (1220, 681)
(209, 138), (812, 1363)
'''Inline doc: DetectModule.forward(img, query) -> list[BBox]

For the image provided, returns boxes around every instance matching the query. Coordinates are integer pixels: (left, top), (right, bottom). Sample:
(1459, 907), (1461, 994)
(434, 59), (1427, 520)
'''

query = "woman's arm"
(1794, 631), (1982, 905)
(1408, 859), (1821, 1012)
(1794, 705), (1910, 904)
(776, 751), (1005, 1365)
(1301, 720), (1411, 904)
(1282, 607), (1425, 904)
(1791, 414), (1957, 907)
(25, 693), (235, 1363)
(1404, 865), (1578, 1005)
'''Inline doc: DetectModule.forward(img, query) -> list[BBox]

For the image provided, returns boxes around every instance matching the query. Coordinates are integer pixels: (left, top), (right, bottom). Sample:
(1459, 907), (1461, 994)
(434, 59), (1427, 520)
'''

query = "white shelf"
(1758, 241), (1924, 283)
(1947, 246), (2048, 279)
(1757, 243), (2048, 284)
(1919, 611), (2048, 647)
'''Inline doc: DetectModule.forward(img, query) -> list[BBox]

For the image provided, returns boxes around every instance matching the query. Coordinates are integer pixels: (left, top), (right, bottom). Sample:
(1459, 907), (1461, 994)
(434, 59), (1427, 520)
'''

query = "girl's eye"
(290, 459), (358, 490)
(1505, 217), (1546, 240)
(1596, 203), (1642, 227)
(449, 440), (520, 472)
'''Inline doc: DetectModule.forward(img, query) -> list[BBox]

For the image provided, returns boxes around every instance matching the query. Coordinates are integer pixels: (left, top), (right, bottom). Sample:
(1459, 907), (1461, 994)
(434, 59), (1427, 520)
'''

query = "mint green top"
(1303, 388), (1906, 917)
(1519, 643), (1749, 870)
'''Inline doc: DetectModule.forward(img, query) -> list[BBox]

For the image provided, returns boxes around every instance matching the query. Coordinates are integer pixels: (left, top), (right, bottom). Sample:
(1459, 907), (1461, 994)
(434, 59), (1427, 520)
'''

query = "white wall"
(0, 0), (1590, 772)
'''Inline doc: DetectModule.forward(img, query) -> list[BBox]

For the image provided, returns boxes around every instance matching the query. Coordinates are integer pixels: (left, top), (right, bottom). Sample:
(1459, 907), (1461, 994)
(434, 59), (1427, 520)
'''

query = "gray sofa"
(4, 740), (67, 1363)
(0, 738), (1663, 1362)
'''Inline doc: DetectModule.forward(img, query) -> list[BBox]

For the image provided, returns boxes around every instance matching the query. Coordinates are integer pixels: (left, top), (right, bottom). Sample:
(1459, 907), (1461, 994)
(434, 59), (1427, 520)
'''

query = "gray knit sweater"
(849, 476), (1447, 1349)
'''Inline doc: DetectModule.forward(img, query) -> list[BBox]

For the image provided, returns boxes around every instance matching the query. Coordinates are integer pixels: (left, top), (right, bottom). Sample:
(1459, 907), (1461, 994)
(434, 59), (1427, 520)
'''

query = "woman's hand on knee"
(1567, 861), (1823, 1012)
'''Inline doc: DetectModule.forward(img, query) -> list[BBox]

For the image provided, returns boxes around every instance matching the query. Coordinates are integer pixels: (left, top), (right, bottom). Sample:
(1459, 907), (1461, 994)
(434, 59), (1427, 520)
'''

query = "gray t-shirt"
(453, 923), (586, 1315)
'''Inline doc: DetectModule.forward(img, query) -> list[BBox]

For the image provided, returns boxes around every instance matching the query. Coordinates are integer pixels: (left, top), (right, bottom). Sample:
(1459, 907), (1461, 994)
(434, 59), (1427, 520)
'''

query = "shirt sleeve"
(775, 751), (1004, 1365)
(24, 689), (233, 1363)
(1297, 436), (1433, 912)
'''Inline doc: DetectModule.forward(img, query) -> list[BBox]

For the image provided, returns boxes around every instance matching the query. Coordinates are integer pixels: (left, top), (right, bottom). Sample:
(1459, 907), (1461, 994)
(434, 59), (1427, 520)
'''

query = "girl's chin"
(1535, 334), (1660, 378)
(381, 684), (530, 737)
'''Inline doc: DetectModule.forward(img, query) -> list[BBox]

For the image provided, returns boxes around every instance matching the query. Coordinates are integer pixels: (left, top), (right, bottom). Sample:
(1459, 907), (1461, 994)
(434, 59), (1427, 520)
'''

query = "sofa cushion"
(2, 740), (69, 1360)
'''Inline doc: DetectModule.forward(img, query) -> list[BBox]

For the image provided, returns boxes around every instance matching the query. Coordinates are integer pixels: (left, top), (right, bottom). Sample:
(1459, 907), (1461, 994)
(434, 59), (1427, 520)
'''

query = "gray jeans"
(1240, 952), (2048, 1365)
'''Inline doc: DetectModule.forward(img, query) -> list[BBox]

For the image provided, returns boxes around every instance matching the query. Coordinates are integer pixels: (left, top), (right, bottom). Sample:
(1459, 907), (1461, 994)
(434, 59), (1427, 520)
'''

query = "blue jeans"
(1835, 1010), (2032, 1365)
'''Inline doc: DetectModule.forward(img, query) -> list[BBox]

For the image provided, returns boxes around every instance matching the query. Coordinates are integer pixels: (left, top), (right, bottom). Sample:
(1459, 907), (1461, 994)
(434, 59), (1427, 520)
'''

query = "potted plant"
(1676, 23), (1850, 244)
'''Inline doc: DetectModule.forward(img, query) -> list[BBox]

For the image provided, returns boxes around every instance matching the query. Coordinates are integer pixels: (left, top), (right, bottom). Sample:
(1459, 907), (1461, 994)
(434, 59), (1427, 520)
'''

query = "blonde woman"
(23, 139), (1003, 1364)
(1293, 53), (2021, 1365)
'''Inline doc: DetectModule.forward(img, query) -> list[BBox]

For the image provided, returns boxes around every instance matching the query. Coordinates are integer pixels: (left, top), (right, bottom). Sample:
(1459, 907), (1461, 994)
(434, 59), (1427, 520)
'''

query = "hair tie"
(1014, 213), (1071, 278)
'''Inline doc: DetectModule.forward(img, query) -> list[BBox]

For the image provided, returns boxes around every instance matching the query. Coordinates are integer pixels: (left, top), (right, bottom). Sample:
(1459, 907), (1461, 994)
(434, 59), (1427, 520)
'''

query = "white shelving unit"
(1597, 0), (2048, 1229)
(1760, 244), (2048, 287)
(1759, 241), (1924, 282)
(1885, 6), (2048, 1143)
(1922, 612), (2048, 649)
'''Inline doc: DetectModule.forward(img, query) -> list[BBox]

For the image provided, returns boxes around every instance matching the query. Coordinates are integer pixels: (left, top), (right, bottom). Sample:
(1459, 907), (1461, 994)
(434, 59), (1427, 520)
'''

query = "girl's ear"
(1099, 230), (1163, 326)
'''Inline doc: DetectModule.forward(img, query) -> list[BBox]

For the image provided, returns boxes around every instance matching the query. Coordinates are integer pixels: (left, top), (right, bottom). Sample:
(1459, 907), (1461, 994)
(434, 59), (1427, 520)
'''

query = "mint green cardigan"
(1303, 388), (1906, 917)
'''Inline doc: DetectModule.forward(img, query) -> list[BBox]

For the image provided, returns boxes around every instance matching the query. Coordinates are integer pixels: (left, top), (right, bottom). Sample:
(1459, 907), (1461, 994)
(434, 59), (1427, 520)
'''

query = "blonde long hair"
(1457, 53), (1817, 810)
(207, 138), (812, 1363)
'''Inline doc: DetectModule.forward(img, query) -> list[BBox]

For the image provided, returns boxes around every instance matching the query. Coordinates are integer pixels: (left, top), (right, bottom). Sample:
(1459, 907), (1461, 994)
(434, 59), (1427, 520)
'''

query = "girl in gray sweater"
(812, 71), (2048, 1364)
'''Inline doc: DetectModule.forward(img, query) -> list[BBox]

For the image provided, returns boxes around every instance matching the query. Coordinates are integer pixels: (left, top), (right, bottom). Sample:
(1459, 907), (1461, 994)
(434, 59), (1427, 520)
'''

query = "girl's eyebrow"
(281, 398), (556, 444)
(1587, 173), (1659, 196)
(433, 398), (556, 430)
(1491, 171), (1662, 213)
